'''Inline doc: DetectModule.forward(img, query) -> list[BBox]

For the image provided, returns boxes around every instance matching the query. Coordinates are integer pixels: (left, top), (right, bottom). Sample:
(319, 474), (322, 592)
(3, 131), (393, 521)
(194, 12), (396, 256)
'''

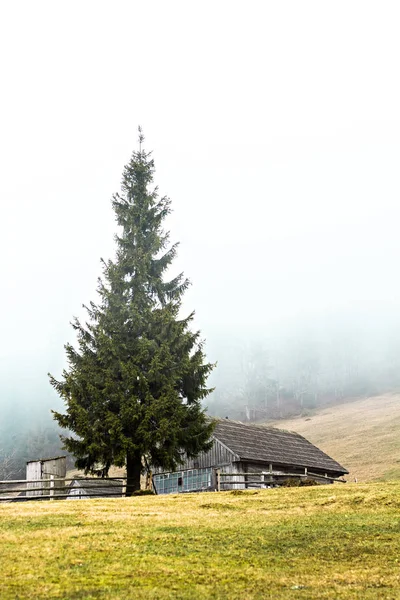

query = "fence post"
(50, 475), (54, 500)
(216, 469), (221, 492)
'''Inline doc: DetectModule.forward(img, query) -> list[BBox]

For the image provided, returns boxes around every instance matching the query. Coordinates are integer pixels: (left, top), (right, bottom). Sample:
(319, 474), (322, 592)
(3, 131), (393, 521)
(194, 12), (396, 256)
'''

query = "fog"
(1, 1), (400, 474)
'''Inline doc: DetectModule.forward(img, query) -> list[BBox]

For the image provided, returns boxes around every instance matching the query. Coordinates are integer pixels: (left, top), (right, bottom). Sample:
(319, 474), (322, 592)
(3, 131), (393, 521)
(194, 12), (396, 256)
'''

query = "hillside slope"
(270, 393), (400, 482)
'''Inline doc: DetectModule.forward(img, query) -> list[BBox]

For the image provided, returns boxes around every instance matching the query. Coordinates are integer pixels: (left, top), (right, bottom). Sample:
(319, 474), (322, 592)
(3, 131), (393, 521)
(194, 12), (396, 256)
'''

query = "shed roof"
(26, 456), (67, 464)
(213, 420), (348, 475)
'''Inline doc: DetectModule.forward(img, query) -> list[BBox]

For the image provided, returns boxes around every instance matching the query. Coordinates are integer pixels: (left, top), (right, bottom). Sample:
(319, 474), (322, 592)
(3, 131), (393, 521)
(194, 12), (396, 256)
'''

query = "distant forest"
(207, 323), (400, 421)
(0, 399), (74, 481)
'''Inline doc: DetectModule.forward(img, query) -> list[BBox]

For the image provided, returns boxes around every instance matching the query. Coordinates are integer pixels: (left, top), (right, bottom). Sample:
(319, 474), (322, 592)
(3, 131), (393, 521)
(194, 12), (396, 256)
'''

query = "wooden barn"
(152, 420), (348, 494)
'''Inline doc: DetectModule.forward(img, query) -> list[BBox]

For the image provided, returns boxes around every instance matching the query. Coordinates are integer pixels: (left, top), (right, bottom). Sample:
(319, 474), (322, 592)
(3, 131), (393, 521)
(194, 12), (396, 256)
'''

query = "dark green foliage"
(49, 130), (215, 493)
(281, 478), (300, 487)
(300, 478), (319, 487)
(281, 478), (319, 487)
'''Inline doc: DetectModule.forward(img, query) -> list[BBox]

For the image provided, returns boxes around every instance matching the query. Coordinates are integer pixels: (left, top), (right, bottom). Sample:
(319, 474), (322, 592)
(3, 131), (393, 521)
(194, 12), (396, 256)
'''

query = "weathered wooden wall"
(26, 461), (42, 497)
(219, 462), (244, 490)
(153, 438), (237, 474)
(26, 457), (66, 497)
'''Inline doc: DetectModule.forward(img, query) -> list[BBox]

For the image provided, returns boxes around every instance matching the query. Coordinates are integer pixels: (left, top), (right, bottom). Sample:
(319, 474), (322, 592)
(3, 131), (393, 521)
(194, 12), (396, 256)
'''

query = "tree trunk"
(126, 451), (142, 497)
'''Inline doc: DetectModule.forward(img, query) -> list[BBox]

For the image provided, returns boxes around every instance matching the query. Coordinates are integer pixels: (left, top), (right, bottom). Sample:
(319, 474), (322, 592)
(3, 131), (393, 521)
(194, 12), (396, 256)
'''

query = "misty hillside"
(270, 393), (400, 483)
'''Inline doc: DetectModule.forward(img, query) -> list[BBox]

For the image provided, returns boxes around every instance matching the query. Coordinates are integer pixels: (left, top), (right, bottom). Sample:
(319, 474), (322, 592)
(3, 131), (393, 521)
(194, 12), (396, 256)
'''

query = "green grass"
(1, 483), (400, 599)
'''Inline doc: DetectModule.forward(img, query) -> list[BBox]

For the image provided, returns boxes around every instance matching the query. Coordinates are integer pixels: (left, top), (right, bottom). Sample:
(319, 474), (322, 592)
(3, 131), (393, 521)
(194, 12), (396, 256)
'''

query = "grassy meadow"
(1, 482), (400, 599)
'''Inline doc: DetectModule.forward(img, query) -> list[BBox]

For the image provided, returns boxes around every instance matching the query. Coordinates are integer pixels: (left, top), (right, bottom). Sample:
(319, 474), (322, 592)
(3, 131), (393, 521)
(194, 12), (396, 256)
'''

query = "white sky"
(1, 1), (400, 407)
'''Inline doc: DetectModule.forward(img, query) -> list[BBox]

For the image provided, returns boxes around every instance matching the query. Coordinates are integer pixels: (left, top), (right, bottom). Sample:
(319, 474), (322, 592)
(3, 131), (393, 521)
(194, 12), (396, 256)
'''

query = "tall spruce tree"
(49, 130), (215, 494)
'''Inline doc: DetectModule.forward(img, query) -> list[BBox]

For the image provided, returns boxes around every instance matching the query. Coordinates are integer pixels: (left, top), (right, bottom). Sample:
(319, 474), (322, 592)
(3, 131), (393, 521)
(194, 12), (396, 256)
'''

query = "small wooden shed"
(152, 420), (348, 494)
(26, 456), (66, 498)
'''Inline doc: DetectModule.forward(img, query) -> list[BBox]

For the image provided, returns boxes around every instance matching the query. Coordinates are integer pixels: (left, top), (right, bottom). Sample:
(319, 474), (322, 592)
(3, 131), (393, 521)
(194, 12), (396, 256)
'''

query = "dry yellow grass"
(270, 393), (400, 482)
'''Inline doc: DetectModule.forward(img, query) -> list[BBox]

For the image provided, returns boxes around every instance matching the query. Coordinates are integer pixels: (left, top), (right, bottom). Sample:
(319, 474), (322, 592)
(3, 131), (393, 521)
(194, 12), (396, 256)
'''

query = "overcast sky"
(1, 1), (400, 411)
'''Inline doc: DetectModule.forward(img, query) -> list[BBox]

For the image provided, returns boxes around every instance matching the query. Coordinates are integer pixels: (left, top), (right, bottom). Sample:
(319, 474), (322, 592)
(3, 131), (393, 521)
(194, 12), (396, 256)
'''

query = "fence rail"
(0, 477), (127, 485)
(0, 469), (346, 502)
(0, 476), (130, 502)
(217, 471), (346, 482)
(214, 470), (346, 491)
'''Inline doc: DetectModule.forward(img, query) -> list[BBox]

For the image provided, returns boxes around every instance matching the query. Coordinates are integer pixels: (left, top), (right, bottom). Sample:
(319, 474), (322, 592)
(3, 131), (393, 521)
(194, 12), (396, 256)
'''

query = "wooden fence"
(0, 477), (128, 502)
(214, 470), (346, 491)
(0, 470), (346, 502)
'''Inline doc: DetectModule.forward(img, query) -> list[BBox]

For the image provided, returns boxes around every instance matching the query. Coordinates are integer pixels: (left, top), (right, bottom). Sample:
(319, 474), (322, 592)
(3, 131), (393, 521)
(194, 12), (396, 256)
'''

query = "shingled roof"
(213, 420), (348, 475)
